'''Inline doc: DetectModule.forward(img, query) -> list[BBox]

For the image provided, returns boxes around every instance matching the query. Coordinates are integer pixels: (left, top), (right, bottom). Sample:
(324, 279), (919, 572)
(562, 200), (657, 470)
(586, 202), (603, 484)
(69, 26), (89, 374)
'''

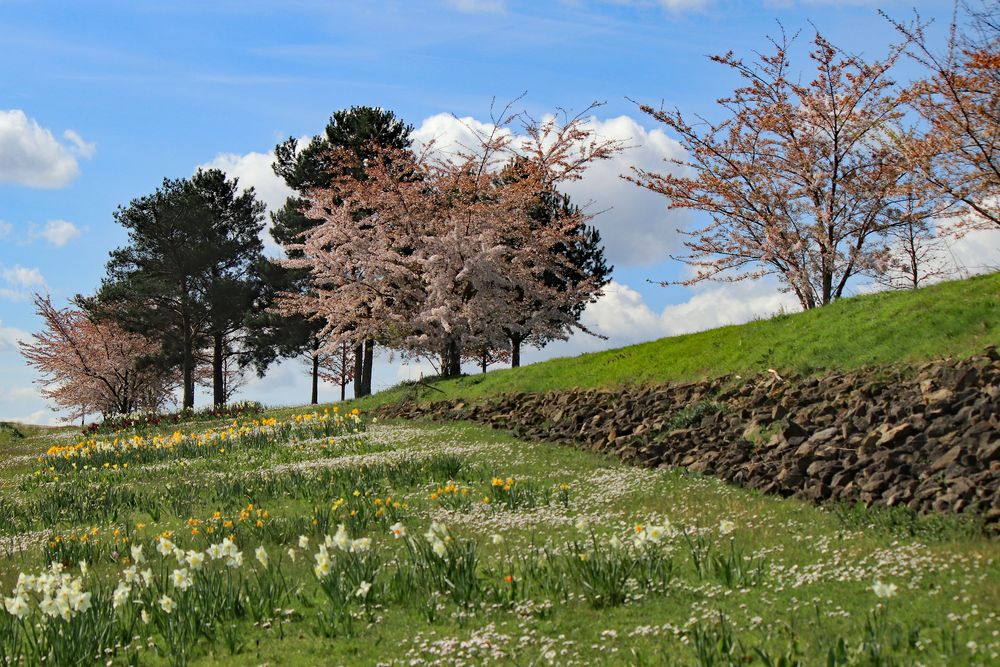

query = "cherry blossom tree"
(887, 4), (1000, 231)
(629, 31), (923, 309)
(279, 103), (624, 376)
(19, 295), (177, 421)
(314, 340), (354, 402)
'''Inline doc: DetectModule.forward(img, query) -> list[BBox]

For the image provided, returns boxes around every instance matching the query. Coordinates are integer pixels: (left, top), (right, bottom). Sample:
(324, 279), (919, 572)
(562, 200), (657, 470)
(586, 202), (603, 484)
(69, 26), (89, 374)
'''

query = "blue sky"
(1, 0), (991, 422)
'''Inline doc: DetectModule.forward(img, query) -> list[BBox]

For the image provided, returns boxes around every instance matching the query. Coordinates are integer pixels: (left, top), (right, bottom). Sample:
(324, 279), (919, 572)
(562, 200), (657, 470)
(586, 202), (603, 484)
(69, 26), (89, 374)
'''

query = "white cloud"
(199, 149), (297, 255)
(62, 129), (97, 158)
(582, 278), (797, 343)
(37, 219), (82, 247)
(948, 228), (1000, 276)
(606, 0), (713, 10)
(2, 409), (60, 426)
(0, 220), (10, 238)
(0, 265), (46, 300)
(0, 321), (29, 352)
(0, 110), (91, 188)
(445, 0), (506, 11)
(0, 386), (38, 402)
(411, 112), (689, 267)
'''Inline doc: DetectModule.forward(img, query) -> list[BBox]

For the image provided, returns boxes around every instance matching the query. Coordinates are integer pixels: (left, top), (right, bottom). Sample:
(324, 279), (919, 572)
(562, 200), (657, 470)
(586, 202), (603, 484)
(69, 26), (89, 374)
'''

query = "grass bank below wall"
(355, 272), (1000, 410)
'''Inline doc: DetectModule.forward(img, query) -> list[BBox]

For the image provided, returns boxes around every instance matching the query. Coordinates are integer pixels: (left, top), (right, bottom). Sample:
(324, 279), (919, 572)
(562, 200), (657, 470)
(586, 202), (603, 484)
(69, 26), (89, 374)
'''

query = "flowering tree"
(19, 295), (177, 421)
(280, 103), (623, 376)
(314, 340), (355, 402)
(888, 5), (1000, 231)
(629, 32), (923, 309)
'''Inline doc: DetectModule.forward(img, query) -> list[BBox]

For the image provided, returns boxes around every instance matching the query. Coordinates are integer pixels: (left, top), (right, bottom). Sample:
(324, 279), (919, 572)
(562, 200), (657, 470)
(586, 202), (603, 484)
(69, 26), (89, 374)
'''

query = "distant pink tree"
(19, 295), (177, 421)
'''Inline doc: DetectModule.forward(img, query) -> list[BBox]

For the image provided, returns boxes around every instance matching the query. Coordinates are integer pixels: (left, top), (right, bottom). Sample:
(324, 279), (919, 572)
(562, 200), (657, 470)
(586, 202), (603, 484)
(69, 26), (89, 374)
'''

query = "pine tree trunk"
(353, 342), (364, 399)
(213, 332), (224, 407)
(182, 314), (195, 410)
(362, 340), (374, 397)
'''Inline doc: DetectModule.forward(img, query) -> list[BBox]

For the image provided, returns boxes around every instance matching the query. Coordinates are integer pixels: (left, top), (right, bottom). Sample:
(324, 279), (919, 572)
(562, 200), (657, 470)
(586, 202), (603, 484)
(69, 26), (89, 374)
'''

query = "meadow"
(0, 407), (997, 666)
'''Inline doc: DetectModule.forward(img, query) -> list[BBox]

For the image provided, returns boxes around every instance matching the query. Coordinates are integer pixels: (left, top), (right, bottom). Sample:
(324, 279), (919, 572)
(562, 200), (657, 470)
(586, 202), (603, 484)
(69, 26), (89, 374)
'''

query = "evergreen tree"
(266, 106), (413, 400)
(93, 170), (266, 408)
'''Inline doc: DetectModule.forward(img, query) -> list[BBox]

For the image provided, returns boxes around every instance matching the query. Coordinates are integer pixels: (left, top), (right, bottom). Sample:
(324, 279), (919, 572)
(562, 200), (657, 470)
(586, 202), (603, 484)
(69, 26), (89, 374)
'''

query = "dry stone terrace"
(381, 347), (1000, 534)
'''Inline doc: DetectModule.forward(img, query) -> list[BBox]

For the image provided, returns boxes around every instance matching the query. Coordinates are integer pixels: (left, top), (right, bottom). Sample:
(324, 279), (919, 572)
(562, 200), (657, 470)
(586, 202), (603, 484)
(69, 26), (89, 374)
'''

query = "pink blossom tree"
(19, 295), (177, 421)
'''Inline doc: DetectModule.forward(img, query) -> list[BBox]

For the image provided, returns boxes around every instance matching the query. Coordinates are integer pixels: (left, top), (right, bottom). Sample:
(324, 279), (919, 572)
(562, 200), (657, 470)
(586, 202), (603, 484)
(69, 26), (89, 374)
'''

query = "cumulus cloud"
(948, 228), (1000, 276)
(0, 110), (92, 188)
(36, 219), (82, 247)
(199, 149), (297, 255)
(0, 265), (46, 300)
(411, 112), (689, 267)
(581, 278), (797, 344)
(2, 409), (59, 426)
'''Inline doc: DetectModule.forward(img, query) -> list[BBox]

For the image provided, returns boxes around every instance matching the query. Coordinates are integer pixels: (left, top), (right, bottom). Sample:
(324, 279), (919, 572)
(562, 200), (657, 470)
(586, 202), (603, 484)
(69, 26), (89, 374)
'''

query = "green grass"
(354, 272), (1000, 409)
(0, 416), (997, 665)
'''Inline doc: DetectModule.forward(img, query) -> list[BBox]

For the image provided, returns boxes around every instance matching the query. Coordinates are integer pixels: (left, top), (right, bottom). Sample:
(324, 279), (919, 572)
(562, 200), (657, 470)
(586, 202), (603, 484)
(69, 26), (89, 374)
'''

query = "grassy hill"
(360, 271), (1000, 408)
(0, 275), (997, 666)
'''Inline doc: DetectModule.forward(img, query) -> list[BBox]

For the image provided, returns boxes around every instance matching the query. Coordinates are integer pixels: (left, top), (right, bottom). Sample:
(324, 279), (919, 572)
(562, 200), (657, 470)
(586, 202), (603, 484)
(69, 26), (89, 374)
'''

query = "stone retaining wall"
(380, 347), (1000, 531)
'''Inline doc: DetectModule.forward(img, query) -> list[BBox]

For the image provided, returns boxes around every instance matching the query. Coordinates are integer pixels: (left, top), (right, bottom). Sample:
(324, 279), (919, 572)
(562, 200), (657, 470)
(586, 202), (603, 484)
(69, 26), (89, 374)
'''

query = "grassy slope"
(358, 272), (1000, 409)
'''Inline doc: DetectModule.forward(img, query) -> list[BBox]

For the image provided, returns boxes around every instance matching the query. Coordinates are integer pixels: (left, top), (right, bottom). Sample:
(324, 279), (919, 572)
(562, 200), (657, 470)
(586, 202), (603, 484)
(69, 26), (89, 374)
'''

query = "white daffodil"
(431, 539), (447, 558)
(356, 581), (371, 598)
(255, 546), (270, 568)
(112, 582), (131, 609)
(185, 550), (205, 570)
(156, 536), (175, 557)
(719, 520), (736, 536)
(298, 535), (310, 549)
(872, 580), (898, 599)
(4, 595), (29, 619)
(491, 533), (504, 545)
(171, 568), (193, 591)
(159, 594), (175, 614)
(389, 522), (406, 539)
(333, 524), (351, 551)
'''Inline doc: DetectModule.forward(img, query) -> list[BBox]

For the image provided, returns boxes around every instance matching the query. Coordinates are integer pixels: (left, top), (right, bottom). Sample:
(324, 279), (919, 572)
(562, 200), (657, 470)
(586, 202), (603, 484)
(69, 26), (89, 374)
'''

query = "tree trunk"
(481, 350), (487, 374)
(311, 353), (319, 405)
(361, 339), (374, 396)
(213, 332), (224, 407)
(340, 342), (349, 402)
(353, 342), (364, 399)
(182, 316), (195, 410)
(510, 333), (522, 368)
(443, 338), (462, 377)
